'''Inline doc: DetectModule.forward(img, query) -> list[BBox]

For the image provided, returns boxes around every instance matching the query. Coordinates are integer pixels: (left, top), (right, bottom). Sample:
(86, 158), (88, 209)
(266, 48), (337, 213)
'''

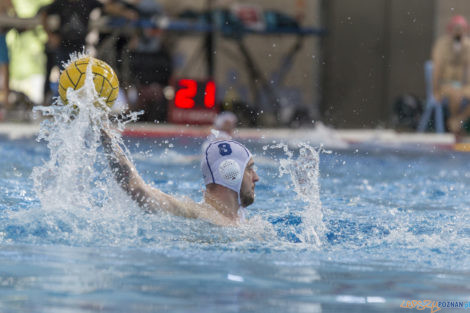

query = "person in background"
(432, 15), (470, 135)
(39, 0), (138, 105)
(0, 0), (16, 117)
(37, 3), (59, 106)
(202, 111), (238, 153)
(212, 111), (238, 139)
(119, 0), (172, 123)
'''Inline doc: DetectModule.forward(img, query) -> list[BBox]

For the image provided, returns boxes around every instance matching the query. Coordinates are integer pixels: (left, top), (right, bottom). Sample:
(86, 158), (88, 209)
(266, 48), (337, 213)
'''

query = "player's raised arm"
(100, 129), (197, 218)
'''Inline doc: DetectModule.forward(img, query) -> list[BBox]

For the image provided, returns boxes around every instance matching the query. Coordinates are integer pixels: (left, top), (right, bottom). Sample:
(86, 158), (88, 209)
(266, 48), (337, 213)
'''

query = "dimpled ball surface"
(58, 57), (119, 108)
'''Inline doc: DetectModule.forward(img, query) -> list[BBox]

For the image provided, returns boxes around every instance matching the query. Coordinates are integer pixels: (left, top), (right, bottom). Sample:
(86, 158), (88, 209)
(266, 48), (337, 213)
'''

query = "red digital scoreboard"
(168, 79), (219, 124)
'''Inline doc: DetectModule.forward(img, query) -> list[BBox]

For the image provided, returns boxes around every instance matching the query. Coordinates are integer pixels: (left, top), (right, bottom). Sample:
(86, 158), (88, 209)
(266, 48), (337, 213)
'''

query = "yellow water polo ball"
(58, 57), (119, 108)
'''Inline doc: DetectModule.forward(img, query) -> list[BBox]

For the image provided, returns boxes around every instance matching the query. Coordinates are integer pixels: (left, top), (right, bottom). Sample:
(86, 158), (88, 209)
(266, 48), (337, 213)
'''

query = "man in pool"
(101, 130), (259, 226)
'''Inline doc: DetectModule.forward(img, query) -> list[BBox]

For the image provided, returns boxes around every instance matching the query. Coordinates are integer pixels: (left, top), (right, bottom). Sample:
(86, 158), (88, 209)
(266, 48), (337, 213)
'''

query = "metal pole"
(205, 0), (215, 79)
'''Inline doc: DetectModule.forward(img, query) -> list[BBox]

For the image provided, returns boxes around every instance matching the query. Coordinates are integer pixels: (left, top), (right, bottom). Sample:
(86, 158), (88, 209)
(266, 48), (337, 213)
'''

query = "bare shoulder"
(435, 35), (450, 47)
(189, 200), (238, 227)
(463, 37), (470, 50)
(433, 35), (451, 52)
(144, 190), (235, 226)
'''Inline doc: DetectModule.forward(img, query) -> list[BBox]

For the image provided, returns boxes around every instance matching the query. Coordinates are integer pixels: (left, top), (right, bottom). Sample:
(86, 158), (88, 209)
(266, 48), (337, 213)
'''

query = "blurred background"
(2, 0), (470, 130)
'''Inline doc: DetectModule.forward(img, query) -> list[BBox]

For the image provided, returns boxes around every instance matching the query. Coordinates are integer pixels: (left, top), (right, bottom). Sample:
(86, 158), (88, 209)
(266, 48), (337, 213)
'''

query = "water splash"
(33, 53), (114, 210)
(25, 53), (147, 246)
(21, 53), (273, 248)
(272, 143), (326, 246)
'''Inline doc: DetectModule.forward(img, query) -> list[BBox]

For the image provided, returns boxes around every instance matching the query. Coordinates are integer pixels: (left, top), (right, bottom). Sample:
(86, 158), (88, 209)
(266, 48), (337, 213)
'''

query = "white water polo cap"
(202, 140), (252, 201)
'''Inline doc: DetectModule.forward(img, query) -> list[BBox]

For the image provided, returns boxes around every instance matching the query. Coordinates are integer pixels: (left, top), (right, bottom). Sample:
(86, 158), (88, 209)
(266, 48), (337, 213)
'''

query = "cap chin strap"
(237, 156), (252, 207)
(238, 207), (246, 221)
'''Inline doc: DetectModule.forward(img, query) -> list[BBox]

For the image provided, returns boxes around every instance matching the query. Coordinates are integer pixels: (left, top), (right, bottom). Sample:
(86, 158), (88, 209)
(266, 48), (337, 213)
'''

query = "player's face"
(240, 158), (259, 207)
(451, 24), (466, 39)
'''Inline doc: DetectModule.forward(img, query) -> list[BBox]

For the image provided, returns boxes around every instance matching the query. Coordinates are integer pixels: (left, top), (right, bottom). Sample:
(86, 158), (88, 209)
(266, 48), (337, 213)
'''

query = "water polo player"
(101, 130), (259, 226)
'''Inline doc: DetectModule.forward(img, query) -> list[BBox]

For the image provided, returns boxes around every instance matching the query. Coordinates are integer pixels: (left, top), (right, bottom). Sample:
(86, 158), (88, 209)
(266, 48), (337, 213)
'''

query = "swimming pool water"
(1, 129), (470, 312)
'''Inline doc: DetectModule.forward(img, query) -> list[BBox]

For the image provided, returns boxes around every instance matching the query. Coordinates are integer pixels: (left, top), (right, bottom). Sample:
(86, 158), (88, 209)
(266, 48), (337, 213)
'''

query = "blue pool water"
(0, 67), (469, 312)
(1, 128), (470, 312)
